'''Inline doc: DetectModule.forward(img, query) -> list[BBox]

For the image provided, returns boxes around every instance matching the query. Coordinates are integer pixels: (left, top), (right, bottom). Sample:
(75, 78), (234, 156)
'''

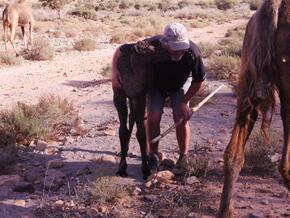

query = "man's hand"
(180, 102), (193, 121)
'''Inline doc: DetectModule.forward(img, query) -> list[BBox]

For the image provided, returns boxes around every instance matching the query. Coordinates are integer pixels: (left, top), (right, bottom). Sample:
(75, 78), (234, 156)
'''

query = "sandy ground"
(0, 17), (289, 218)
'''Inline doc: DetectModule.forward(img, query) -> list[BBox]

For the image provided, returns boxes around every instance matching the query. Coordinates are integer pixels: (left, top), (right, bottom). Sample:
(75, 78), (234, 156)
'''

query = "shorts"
(146, 78), (192, 118)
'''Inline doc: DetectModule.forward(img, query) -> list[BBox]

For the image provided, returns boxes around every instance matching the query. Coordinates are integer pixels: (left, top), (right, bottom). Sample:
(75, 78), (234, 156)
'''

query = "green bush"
(74, 39), (96, 51)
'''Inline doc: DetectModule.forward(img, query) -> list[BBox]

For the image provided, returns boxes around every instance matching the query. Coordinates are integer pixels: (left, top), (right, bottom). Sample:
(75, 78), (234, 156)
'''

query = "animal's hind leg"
(113, 88), (130, 177)
(130, 97), (150, 180)
(4, 24), (8, 51)
(219, 105), (258, 218)
(9, 24), (18, 56)
(279, 99), (290, 190)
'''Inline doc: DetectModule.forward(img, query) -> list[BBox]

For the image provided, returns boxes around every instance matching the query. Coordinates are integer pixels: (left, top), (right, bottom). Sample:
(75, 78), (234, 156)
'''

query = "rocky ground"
(0, 8), (289, 218)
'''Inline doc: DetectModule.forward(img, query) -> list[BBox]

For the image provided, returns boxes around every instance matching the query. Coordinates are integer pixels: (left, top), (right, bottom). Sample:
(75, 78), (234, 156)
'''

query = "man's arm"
(179, 81), (203, 121)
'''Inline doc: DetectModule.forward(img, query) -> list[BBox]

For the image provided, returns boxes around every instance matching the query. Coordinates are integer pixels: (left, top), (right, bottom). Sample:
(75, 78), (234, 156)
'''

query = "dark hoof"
(116, 170), (128, 177)
(142, 165), (150, 180)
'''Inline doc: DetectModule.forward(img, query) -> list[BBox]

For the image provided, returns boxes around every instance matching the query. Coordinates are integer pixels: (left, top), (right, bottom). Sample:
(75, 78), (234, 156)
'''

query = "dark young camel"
(2, 0), (34, 55)
(112, 40), (168, 180)
(218, 0), (290, 217)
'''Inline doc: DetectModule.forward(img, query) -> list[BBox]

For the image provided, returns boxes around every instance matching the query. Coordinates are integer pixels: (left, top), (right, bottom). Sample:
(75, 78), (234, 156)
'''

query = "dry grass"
(207, 54), (241, 81)
(215, 0), (239, 10)
(188, 154), (209, 178)
(243, 130), (281, 174)
(0, 95), (77, 144)
(198, 42), (220, 58)
(70, 3), (97, 20)
(74, 39), (97, 51)
(0, 52), (20, 66)
(247, 0), (262, 10)
(100, 63), (112, 78)
(22, 39), (55, 61)
(87, 176), (129, 204)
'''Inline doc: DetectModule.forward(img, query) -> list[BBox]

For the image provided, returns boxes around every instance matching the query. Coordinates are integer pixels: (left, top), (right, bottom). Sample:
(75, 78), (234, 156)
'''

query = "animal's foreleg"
(9, 24), (18, 56)
(279, 103), (290, 191)
(4, 25), (8, 51)
(218, 108), (258, 218)
(113, 89), (130, 177)
(29, 23), (33, 45)
(131, 97), (150, 179)
(21, 26), (27, 47)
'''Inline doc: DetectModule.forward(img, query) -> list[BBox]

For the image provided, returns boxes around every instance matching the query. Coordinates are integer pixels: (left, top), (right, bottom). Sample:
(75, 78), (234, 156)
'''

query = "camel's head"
(133, 40), (169, 62)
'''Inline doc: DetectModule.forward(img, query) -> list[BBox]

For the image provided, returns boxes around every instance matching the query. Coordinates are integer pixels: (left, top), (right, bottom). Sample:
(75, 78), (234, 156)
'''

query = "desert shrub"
(208, 54), (240, 80)
(39, 0), (71, 18)
(100, 64), (112, 78)
(0, 0), (6, 8)
(22, 39), (55, 61)
(198, 42), (220, 58)
(74, 39), (96, 51)
(215, 0), (238, 10)
(243, 130), (281, 174)
(0, 52), (20, 65)
(195, 0), (215, 8)
(248, 0), (262, 10)
(70, 4), (97, 20)
(87, 177), (129, 203)
(188, 154), (209, 178)
(0, 95), (77, 144)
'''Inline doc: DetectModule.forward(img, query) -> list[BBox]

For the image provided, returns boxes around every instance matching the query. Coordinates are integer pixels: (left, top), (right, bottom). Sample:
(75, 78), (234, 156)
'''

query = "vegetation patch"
(215, 0), (238, 10)
(0, 52), (20, 65)
(86, 176), (129, 204)
(22, 39), (55, 61)
(243, 130), (281, 175)
(74, 39), (97, 51)
(0, 95), (78, 145)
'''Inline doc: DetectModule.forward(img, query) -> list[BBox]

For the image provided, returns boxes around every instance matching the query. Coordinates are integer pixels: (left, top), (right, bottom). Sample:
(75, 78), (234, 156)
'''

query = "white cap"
(161, 23), (190, 51)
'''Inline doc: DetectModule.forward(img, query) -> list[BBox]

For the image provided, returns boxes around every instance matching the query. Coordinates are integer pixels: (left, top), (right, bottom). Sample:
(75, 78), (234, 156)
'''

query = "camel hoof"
(116, 170), (128, 177)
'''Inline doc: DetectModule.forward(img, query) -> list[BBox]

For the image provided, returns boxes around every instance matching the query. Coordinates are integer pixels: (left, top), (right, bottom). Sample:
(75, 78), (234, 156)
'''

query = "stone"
(147, 170), (174, 183)
(87, 207), (100, 217)
(248, 212), (264, 218)
(13, 181), (34, 193)
(54, 200), (64, 208)
(14, 199), (26, 207)
(25, 168), (44, 184)
(45, 146), (59, 155)
(185, 176), (199, 185)
(261, 200), (269, 205)
(47, 159), (64, 168)
(132, 186), (142, 195)
(34, 140), (48, 151)
(95, 155), (116, 164)
(144, 194), (158, 202)
(0, 175), (22, 187)
(269, 153), (281, 163)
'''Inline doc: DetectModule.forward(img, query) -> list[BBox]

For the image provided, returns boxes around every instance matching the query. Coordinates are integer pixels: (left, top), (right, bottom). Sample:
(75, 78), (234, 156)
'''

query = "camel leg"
(279, 98), (290, 190)
(21, 26), (27, 47)
(9, 24), (18, 56)
(113, 88), (131, 177)
(29, 22), (33, 45)
(219, 107), (258, 218)
(4, 24), (8, 51)
(130, 97), (150, 180)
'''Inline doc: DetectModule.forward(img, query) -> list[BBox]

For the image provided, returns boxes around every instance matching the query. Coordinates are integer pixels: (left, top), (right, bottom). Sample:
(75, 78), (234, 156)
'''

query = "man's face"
(168, 48), (187, 61)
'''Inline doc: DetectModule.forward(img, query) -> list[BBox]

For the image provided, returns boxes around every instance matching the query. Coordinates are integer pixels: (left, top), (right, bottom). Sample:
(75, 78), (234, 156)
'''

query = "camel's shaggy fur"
(2, 0), (34, 55)
(219, 0), (290, 217)
(113, 40), (168, 179)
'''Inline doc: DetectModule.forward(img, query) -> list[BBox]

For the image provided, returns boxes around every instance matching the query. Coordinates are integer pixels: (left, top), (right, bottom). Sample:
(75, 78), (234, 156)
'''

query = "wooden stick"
(151, 84), (225, 144)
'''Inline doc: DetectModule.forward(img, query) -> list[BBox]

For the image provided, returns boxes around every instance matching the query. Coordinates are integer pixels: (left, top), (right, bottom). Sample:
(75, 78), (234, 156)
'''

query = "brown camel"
(112, 40), (168, 179)
(218, 0), (290, 217)
(2, 0), (34, 55)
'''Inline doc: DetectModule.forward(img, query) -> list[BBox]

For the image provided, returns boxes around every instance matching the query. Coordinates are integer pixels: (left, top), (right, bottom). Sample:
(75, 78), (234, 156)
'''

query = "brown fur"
(219, 1), (290, 217)
(2, 0), (34, 55)
(113, 40), (169, 179)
